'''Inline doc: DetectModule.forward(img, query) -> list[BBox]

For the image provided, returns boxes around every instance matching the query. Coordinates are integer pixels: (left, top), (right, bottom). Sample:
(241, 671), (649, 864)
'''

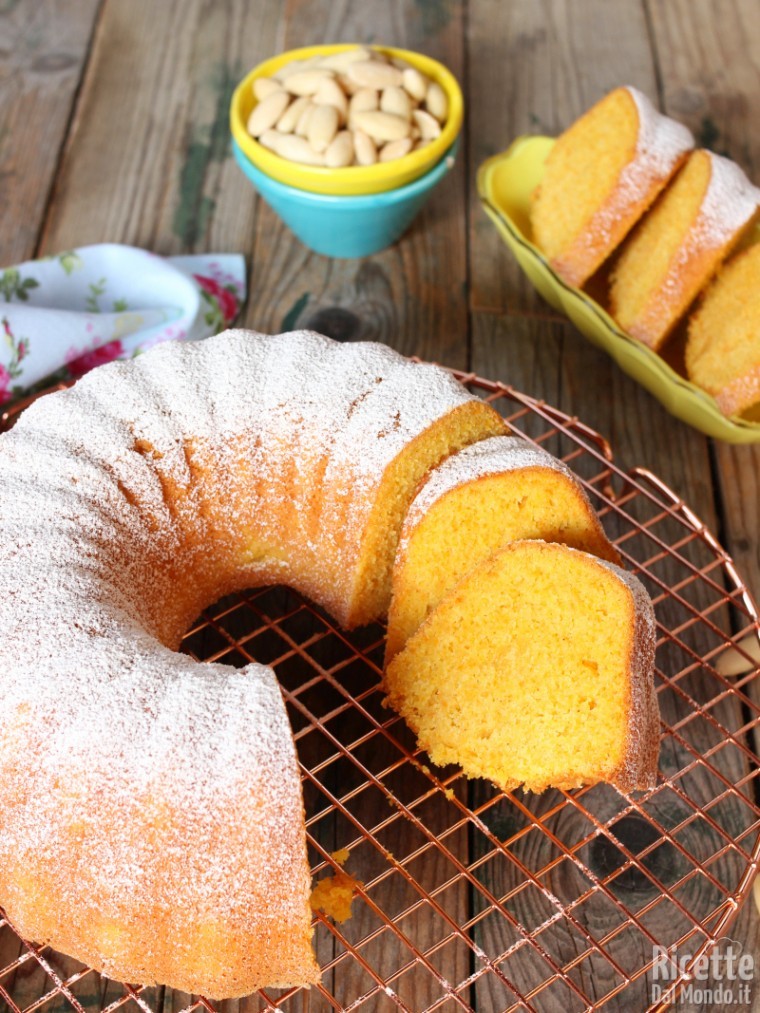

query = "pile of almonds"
(246, 47), (449, 168)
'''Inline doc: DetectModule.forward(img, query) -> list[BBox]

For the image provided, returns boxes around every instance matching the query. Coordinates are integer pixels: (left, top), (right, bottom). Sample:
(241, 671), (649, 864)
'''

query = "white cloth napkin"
(0, 243), (246, 405)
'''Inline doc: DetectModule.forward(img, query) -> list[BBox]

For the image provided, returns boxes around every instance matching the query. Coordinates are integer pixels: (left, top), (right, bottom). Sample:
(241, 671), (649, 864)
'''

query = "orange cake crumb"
(310, 870), (362, 923)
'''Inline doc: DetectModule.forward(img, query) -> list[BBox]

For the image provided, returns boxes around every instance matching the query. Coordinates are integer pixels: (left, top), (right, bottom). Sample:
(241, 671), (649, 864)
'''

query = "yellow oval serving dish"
(477, 135), (760, 444)
(231, 44), (464, 197)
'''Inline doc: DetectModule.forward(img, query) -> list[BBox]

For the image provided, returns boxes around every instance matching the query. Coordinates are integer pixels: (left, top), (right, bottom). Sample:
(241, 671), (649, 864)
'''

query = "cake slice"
(384, 540), (659, 793)
(385, 436), (619, 662)
(610, 150), (760, 350)
(531, 86), (694, 287)
(685, 242), (760, 418)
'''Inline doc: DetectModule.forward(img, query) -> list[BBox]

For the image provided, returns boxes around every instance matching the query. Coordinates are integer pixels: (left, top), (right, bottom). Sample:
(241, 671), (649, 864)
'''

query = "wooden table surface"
(2, 1), (760, 1011)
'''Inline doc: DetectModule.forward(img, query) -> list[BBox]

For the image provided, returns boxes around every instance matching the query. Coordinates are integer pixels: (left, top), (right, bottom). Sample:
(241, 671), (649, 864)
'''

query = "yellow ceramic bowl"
(477, 136), (760, 445)
(230, 44), (463, 196)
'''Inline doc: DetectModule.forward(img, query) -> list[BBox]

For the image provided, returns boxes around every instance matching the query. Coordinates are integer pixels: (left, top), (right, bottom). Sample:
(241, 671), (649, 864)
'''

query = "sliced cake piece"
(531, 86), (694, 287)
(685, 242), (760, 418)
(610, 149), (760, 351)
(385, 540), (659, 793)
(385, 436), (619, 662)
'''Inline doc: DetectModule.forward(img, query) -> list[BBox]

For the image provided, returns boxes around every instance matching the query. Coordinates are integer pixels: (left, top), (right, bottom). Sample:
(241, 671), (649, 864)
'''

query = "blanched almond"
(247, 90), (290, 137)
(325, 130), (354, 167)
(274, 134), (326, 165)
(426, 81), (448, 122)
(352, 109), (411, 142)
(275, 95), (310, 133)
(258, 129), (285, 152)
(402, 67), (428, 102)
(354, 129), (377, 165)
(314, 78), (348, 125)
(252, 77), (282, 101)
(295, 100), (315, 137)
(307, 103), (339, 153)
(380, 85), (412, 120)
(412, 108), (441, 139)
(715, 633), (760, 676)
(347, 60), (403, 90)
(283, 68), (335, 96)
(379, 137), (413, 162)
(337, 72), (362, 95)
(317, 47), (372, 71)
(274, 56), (322, 80)
(348, 87), (379, 124)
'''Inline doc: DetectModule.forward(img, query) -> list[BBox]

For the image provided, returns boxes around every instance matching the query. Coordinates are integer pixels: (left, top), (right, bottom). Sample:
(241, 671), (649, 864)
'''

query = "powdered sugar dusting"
(592, 87), (694, 248)
(0, 328), (485, 993)
(694, 150), (760, 245)
(626, 86), (695, 178)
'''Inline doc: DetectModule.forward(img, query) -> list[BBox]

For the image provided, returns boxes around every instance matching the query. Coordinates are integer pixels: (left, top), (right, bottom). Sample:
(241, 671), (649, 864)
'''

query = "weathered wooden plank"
(467, 0), (658, 317)
(38, 0), (280, 258)
(0, 0), (102, 265)
(241, 0), (470, 366)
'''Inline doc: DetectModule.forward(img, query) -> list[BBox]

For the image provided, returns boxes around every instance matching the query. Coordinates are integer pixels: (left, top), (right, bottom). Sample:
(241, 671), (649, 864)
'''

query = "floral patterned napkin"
(0, 243), (246, 406)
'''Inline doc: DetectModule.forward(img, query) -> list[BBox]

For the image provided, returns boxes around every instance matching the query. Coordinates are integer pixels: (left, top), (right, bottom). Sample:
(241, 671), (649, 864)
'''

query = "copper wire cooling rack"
(2, 371), (760, 1013)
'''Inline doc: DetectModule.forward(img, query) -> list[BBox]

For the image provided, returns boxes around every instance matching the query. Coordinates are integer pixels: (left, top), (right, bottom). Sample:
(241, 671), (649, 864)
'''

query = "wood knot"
(304, 307), (361, 343)
(588, 814), (683, 894)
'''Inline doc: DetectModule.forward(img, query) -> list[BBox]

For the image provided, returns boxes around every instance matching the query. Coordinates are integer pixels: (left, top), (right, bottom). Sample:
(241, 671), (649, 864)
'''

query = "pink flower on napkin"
(0, 363), (12, 405)
(193, 274), (239, 325)
(66, 340), (124, 379)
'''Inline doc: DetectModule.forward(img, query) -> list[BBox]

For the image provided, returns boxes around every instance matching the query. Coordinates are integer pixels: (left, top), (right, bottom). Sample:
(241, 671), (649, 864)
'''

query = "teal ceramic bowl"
(232, 138), (458, 258)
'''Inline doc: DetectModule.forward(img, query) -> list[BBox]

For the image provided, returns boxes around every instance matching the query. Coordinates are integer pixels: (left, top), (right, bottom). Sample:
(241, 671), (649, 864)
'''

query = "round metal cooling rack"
(2, 369), (760, 1013)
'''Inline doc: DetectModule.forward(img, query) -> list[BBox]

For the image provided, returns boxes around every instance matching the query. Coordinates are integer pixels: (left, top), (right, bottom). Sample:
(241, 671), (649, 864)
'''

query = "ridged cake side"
(0, 329), (504, 995)
(0, 380), (318, 994)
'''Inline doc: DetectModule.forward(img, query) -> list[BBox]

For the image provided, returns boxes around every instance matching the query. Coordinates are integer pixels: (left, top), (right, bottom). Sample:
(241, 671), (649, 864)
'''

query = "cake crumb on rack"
(310, 869), (362, 922)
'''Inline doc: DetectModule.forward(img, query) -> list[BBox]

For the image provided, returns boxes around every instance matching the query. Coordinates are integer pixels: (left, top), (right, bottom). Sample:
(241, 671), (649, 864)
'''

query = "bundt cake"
(384, 540), (659, 793)
(685, 241), (760, 418)
(385, 436), (620, 662)
(530, 86), (694, 287)
(0, 329), (506, 997)
(610, 149), (760, 350)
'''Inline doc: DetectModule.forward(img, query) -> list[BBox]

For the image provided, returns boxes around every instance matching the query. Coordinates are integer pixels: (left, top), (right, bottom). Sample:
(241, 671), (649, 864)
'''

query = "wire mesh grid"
(1, 371), (760, 1013)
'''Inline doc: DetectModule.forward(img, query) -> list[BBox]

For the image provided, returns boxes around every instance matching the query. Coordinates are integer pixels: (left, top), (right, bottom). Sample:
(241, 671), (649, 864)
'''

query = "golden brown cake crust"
(597, 555), (660, 793)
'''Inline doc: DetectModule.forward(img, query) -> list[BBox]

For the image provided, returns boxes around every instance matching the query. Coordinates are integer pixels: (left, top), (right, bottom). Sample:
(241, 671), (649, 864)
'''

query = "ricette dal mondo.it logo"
(651, 937), (753, 1006)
